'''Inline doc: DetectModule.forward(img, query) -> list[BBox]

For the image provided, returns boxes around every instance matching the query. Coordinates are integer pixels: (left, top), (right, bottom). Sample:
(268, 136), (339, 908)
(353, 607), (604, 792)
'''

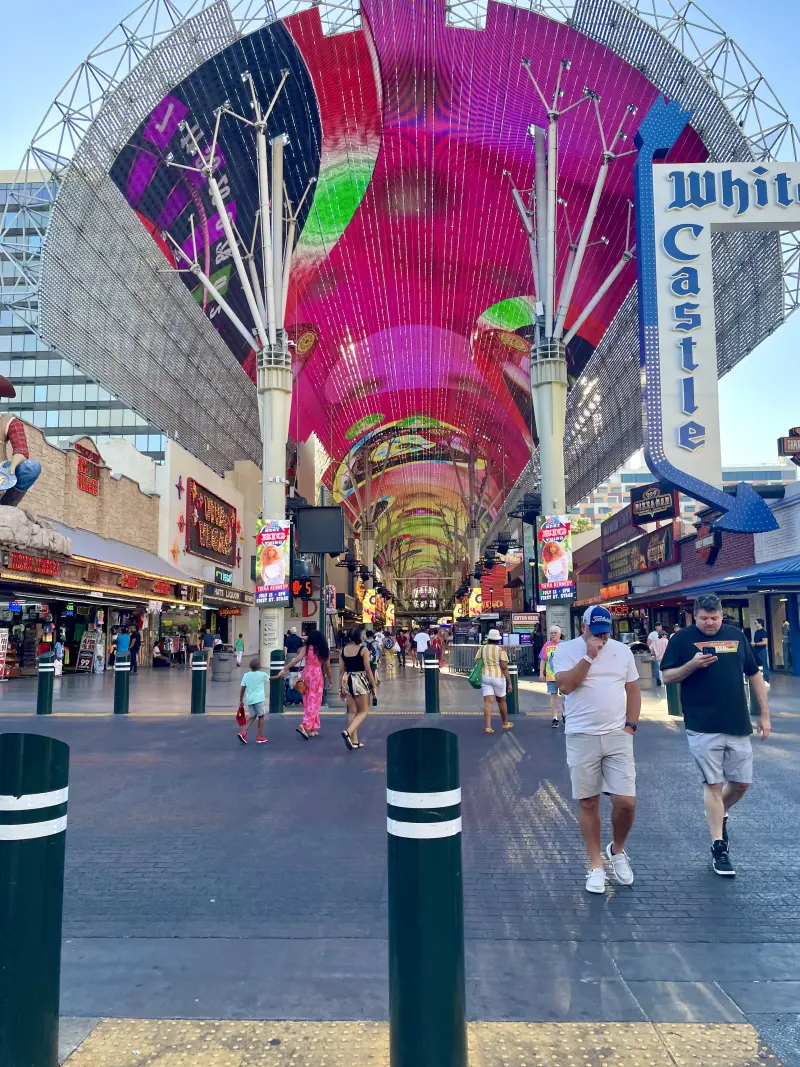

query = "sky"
(0, 0), (797, 468)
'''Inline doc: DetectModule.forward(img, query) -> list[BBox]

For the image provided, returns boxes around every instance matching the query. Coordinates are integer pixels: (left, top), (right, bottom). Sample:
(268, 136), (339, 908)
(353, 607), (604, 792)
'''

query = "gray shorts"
(247, 701), (266, 719)
(565, 730), (636, 800)
(685, 730), (753, 785)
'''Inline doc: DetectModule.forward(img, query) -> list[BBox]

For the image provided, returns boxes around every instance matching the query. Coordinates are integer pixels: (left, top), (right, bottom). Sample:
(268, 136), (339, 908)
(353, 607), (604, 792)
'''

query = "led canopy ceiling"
(20, 0), (796, 583)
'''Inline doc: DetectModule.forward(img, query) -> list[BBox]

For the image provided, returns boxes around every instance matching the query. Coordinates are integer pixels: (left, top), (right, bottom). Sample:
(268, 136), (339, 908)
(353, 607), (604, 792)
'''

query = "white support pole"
(544, 115), (558, 338)
(207, 173), (268, 350)
(281, 214), (296, 324)
(271, 135), (287, 332)
(534, 125), (547, 312)
(166, 236), (257, 350)
(256, 127), (277, 346)
(508, 179), (539, 304)
(562, 251), (632, 347)
(247, 255), (268, 328)
(554, 160), (608, 340)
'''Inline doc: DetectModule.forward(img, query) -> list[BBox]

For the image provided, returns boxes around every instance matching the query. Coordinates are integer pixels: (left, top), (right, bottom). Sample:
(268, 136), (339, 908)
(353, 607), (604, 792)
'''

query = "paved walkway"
(2, 672), (798, 1065)
(3, 660), (799, 719)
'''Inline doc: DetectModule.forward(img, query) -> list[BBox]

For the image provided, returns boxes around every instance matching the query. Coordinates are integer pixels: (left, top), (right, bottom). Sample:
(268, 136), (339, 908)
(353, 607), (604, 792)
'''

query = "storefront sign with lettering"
(186, 479), (236, 566)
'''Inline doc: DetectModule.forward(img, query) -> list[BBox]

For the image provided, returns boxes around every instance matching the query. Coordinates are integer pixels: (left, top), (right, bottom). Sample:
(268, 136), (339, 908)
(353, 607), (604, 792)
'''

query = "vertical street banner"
(255, 519), (291, 606)
(523, 523), (536, 610)
(536, 516), (575, 604)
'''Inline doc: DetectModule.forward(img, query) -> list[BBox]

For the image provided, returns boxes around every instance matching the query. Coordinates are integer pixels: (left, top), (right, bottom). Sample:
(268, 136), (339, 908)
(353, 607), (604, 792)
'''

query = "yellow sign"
(362, 588), (377, 625)
(386, 601), (395, 628)
(468, 587), (482, 617)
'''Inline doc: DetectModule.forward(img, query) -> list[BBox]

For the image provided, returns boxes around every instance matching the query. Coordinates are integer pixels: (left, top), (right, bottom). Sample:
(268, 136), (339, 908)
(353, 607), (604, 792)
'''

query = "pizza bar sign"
(75, 442), (101, 496)
(186, 478), (236, 567)
(630, 484), (679, 526)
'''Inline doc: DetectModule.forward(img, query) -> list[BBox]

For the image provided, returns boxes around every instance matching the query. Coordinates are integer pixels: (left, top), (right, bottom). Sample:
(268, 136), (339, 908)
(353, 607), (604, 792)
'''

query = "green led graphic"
(297, 158), (376, 250)
(479, 296), (536, 331)
(345, 413), (385, 440)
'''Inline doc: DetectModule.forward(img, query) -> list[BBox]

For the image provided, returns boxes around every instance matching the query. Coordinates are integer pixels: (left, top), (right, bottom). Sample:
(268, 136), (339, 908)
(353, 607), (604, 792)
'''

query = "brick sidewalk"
(3, 697), (799, 1065)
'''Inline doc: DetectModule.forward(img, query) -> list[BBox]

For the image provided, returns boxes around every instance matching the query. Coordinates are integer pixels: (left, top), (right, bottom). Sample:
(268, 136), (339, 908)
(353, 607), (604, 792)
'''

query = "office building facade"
(0, 172), (166, 459)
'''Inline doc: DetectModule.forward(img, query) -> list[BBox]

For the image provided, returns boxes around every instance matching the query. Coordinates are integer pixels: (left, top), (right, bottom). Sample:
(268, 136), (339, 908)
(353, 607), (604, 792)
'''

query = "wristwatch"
(625, 721), (637, 732)
(582, 654), (593, 665)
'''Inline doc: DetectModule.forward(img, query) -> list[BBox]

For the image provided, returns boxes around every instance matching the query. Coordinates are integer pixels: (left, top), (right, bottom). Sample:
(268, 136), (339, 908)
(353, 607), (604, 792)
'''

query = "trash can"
(210, 650), (235, 683)
(634, 653), (655, 691)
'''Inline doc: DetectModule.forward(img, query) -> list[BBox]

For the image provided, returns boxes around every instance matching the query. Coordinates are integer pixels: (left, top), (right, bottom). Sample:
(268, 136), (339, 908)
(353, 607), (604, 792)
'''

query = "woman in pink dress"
(280, 629), (332, 739)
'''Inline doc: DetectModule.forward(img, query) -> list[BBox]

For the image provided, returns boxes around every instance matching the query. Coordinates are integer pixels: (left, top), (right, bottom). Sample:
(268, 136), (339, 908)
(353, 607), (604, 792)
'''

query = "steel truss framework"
(0, 0), (796, 512)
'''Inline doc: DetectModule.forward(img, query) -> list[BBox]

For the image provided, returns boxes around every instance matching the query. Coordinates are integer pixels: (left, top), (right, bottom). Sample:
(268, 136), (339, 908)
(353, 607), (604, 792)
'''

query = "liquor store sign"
(603, 523), (677, 583)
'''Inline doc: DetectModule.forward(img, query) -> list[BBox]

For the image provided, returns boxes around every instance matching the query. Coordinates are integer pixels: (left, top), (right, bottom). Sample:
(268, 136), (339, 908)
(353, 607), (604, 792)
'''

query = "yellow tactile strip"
(64, 1019), (783, 1067)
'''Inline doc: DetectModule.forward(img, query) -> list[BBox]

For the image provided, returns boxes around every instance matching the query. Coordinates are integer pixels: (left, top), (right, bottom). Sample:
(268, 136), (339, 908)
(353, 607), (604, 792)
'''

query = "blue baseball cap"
(583, 605), (613, 634)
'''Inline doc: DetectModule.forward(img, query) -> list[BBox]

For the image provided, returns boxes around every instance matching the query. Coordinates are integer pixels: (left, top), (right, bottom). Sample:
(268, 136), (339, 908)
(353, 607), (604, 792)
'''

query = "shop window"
(769, 597), (791, 670)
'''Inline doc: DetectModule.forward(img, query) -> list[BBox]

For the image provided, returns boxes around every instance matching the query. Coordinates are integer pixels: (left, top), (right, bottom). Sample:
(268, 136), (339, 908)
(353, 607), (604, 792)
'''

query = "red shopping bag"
(236, 704), (247, 727)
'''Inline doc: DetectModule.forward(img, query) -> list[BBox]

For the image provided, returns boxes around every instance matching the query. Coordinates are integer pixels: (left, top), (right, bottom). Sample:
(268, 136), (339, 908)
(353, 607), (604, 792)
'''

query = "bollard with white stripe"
(423, 650), (440, 714)
(191, 651), (207, 715)
(269, 649), (285, 714)
(37, 651), (55, 716)
(387, 727), (467, 1067)
(114, 652), (131, 715)
(0, 732), (69, 1067)
(507, 662), (519, 716)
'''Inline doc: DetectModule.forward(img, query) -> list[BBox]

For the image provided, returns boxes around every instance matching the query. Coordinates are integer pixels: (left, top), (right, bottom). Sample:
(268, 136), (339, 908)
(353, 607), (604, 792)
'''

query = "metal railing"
(450, 644), (537, 675)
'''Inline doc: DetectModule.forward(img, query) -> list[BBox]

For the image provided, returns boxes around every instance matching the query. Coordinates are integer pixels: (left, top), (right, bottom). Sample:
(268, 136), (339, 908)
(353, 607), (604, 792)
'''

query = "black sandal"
(342, 730), (354, 750)
(297, 725), (310, 740)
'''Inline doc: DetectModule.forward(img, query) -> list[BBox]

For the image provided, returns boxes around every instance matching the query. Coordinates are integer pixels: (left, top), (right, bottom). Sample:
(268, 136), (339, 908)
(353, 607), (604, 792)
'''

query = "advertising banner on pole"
(255, 519), (291, 606)
(362, 588), (377, 625)
(536, 516), (575, 604)
(467, 587), (482, 617)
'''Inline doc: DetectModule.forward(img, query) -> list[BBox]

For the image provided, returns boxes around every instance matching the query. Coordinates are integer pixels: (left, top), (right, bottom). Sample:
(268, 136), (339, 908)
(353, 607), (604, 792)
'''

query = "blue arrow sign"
(633, 97), (778, 533)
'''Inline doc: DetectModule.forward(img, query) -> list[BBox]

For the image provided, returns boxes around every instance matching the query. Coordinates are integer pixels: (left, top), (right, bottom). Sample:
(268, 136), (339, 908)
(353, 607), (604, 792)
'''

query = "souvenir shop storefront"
(0, 536), (202, 677)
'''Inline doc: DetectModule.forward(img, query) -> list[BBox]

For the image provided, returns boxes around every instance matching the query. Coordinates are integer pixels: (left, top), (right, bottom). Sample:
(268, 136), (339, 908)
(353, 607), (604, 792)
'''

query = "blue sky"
(0, 0), (797, 468)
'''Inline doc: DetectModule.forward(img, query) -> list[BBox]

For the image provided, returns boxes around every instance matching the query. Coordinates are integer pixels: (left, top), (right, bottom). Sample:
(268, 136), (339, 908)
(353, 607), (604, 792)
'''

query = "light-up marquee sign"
(634, 97), (798, 533)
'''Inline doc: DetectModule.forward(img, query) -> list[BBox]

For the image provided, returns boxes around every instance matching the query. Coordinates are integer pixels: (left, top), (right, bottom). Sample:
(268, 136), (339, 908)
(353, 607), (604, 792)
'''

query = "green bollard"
(190, 651), (207, 714)
(666, 682), (683, 717)
(0, 732), (70, 1067)
(423, 650), (440, 714)
(507, 662), (519, 715)
(269, 649), (285, 714)
(37, 652), (55, 716)
(114, 652), (130, 715)
(387, 727), (466, 1067)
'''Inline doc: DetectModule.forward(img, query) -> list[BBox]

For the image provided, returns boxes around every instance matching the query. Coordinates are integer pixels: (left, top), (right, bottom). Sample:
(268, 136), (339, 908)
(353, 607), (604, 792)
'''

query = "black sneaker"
(711, 840), (735, 877)
(722, 816), (728, 847)
(551, 717), (559, 728)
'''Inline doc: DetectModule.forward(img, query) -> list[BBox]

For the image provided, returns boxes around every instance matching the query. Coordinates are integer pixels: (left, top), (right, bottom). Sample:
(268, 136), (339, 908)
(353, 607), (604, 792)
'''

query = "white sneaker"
(585, 867), (607, 894)
(605, 843), (634, 885)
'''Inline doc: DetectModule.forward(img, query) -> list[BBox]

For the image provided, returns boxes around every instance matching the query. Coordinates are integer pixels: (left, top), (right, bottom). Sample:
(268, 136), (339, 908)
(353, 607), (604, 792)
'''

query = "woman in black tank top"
(341, 626), (377, 750)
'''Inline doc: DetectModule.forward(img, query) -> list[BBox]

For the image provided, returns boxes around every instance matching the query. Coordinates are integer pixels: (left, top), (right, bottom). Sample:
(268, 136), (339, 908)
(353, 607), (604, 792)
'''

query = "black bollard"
(666, 682), (683, 717)
(114, 652), (130, 715)
(387, 727), (467, 1067)
(37, 651), (55, 716)
(190, 651), (207, 714)
(0, 732), (70, 1067)
(423, 650), (440, 714)
(269, 649), (285, 714)
(507, 662), (519, 715)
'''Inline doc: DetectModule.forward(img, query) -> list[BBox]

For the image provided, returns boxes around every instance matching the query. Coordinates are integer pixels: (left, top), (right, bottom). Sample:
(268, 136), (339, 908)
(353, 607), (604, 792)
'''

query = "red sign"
(118, 573), (139, 589)
(8, 552), (61, 577)
(695, 523), (722, 566)
(75, 442), (102, 495)
(600, 582), (630, 600)
(481, 565), (511, 612)
(186, 478), (237, 567)
(152, 579), (173, 596)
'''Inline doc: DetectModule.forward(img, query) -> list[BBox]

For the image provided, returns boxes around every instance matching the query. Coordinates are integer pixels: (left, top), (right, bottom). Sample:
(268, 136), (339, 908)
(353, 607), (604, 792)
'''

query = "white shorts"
(565, 731), (636, 800)
(685, 731), (753, 785)
(481, 674), (507, 698)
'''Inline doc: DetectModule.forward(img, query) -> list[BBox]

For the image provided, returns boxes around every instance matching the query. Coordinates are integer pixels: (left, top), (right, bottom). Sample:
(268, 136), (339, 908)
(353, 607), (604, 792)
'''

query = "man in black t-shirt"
(661, 593), (770, 877)
(751, 618), (770, 683)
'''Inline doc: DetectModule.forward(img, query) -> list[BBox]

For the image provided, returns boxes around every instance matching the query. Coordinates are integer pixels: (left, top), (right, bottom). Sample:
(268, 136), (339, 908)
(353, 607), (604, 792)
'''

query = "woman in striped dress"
(474, 628), (513, 734)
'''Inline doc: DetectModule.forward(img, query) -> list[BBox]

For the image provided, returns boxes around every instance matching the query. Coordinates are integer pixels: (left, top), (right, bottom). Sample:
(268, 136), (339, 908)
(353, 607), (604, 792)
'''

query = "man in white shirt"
(414, 628), (430, 669)
(647, 623), (669, 688)
(553, 605), (641, 895)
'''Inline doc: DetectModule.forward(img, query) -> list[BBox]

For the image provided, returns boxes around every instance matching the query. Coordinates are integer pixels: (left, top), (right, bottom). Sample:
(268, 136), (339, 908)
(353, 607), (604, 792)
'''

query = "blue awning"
(629, 553), (800, 603)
